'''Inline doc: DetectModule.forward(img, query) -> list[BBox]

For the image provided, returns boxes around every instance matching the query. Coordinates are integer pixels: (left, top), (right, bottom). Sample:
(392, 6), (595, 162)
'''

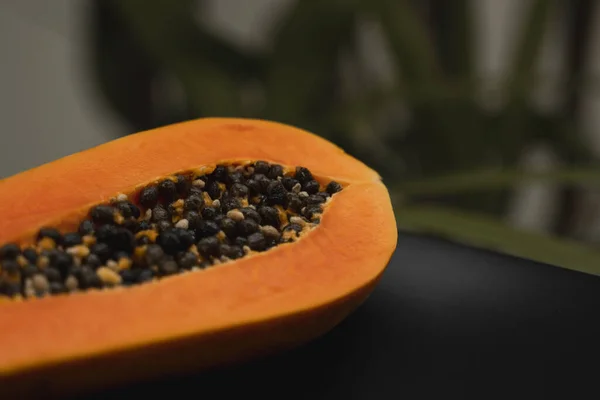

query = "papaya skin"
(0, 118), (397, 398)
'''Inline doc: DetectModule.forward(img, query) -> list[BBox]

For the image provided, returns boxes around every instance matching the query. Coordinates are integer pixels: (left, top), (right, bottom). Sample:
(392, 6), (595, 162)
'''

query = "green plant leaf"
(114, 0), (243, 117)
(263, 0), (358, 131)
(366, 0), (441, 99)
(396, 204), (600, 276)
(394, 168), (600, 196)
(428, 0), (474, 83)
(505, 0), (555, 102)
(88, 0), (163, 132)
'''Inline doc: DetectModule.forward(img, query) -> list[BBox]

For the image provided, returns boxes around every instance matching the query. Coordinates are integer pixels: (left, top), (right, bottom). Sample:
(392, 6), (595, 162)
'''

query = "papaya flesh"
(0, 118), (397, 398)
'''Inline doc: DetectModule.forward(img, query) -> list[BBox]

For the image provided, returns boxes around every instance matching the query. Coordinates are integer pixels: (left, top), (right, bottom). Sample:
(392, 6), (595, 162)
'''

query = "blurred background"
(2, 0), (600, 274)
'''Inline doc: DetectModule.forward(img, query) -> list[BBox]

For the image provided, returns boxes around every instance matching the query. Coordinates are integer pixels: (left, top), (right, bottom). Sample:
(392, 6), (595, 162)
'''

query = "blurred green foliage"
(88, 0), (600, 275)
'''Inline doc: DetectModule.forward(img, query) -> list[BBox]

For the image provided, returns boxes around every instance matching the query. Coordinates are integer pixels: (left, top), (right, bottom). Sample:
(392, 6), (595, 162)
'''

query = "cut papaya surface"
(0, 118), (397, 398)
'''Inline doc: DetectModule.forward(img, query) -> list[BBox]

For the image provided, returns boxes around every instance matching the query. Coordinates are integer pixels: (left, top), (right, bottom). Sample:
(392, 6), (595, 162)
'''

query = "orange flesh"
(0, 118), (397, 397)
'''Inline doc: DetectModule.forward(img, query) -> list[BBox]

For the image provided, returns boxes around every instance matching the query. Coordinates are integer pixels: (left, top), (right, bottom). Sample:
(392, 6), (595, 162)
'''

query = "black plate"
(82, 231), (600, 399)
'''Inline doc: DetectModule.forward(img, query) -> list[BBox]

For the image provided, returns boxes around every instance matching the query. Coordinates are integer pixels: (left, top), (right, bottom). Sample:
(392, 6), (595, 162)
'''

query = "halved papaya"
(0, 118), (397, 398)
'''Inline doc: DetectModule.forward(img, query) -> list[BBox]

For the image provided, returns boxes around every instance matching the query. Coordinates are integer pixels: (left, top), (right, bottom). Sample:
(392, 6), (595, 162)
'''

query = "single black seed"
(62, 232), (83, 248)
(306, 194), (325, 205)
(159, 258), (179, 276)
(294, 167), (313, 184)
(235, 237), (248, 247)
(228, 171), (245, 184)
(84, 253), (102, 269)
(184, 211), (202, 227)
(174, 228), (195, 249)
(123, 219), (140, 233)
(220, 218), (237, 239)
(89, 205), (116, 225)
(49, 282), (67, 294)
(145, 244), (165, 265)
(68, 265), (82, 277)
(78, 220), (95, 236)
(79, 267), (102, 289)
(210, 165), (228, 182)
(22, 248), (38, 264)
(43, 249), (61, 265)
(267, 180), (287, 206)
(199, 261), (211, 269)
(1, 259), (19, 274)
(230, 183), (249, 198)
(219, 244), (243, 259)
(282, 177), (299, 191)
(22, 264), (39, 278)
(90, 243), (112, 263)
(195, 220), (220, 239)
(245, 179), (261, 195)
(197, 236), (220, 257)
(152, 205), (170, 222)
(128, 202), (141, 219)
(286, 194), (303, 212)
(201, 206), (218, 220)
(114, 201), (135, 218)
(258, 206), (280, 228)
(267, 164), (284, 180)
(120, 269), (139, 285)
(221, 196), (242, 212)
(316, 192), (330, 200)
(71, 265), (88, 281)
(247, 232), (266, 251)
(326, 181), (342, 194)
(37, 227), (62, 245)
(213, 214), (225, 225)
(302, 205), (322, 220)
(284, 223), (303, 233)
(254, 174), (271, 193)
(44, 267), (61, 283)
(0, 282), (20, 297)
(184, 195), (204, 211)
(175, 174), (190, 195)
(138, 269), (154, 283)
(206, 180), (221, 200)
(0, 243), (20, 259)
(157, 220), (172, 232)
(176, 251), (197, 269)
(302, 180), (320, 195)
(254, 161), (270, 175)
(139, 186), (159, 208)
(95, 224), (118, 244)
(111, 228), (135, 253)
(156, 230), (185, 256)
(238, 219), (259, 236)
(158, 179), (178, 202)
(52, 252), (73, 279)
(240, 207), (261, 224)
(189, 185), (203, 198)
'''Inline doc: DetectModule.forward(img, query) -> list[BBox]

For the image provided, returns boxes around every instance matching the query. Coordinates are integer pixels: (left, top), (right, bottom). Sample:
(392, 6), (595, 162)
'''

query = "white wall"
(0, 0), (126, 178)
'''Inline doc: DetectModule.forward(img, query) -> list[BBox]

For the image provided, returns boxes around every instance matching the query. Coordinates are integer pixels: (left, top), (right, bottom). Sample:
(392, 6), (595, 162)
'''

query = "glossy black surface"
(84, 231), (600, 399)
